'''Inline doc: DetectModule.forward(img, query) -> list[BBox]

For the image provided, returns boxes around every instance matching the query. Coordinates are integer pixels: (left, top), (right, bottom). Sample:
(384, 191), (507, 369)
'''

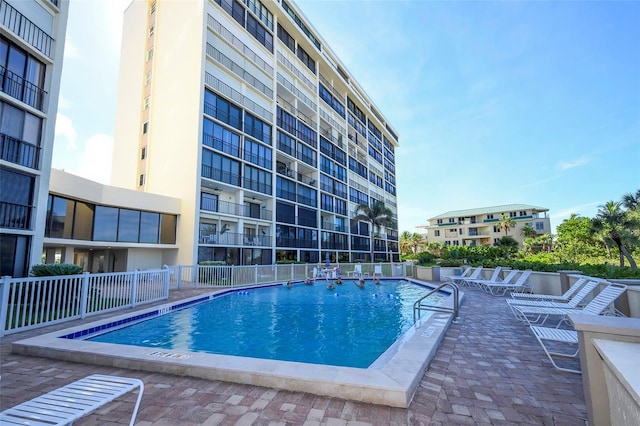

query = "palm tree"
(498, 214), (516, 236)
(521, 224), (537, 239)
(410, 232), (426, 254)
(399, 231), (413, 256)
(622, 189), (640, 211)
(353, 201), (396, 262)
(495, 236), (519, 258)
(592, 201), (637, 269)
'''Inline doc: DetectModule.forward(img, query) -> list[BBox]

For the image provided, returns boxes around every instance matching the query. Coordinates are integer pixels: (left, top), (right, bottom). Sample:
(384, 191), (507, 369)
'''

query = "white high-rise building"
(0, 0), (69, 277)
(112, 0), (400, 266)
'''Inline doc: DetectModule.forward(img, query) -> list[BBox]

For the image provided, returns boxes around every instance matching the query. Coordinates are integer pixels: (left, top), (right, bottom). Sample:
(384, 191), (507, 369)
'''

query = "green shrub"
(438, 259), (464, 267)
(198, 260), (227, 266)
(417, 252), (435, 264)
(29, 263), (82, 277)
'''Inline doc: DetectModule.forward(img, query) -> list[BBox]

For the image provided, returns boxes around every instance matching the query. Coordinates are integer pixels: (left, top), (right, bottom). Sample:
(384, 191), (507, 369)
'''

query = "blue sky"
(53, 0), (640, 234)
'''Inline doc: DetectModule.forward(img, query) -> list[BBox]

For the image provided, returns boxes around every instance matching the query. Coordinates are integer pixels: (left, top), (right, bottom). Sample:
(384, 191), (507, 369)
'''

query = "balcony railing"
(0, 201), (32, 230)
(321, 241), (348, 250)
(0, 133), (39, 169)
(276, 237), (317, 249)
(0, 65), (47, 111)
(201, 198), (273, 221)
(201, 165), (241, 187)
(199, 232), (271, 246)
(321, 222), (347, 233)
(1, 0), (53, 58)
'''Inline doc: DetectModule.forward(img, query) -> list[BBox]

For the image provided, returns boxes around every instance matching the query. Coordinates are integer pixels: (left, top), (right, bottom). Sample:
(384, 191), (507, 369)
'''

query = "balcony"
(1, 133), (40, 169)
(0, 65), (47, 111)
(201, 165), (241, 187)
(199, 232), (271, 247)
(321, 222), (347, 233)
(0, 0), (53, 58)
(200, 198), (272, 221)
(0, 201), (32, 230)
(276, 237), (317, 249)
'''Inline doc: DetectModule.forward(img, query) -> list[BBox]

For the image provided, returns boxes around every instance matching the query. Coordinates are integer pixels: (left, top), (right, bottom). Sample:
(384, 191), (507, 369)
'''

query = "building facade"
(0, 0), (69, 277)
(111, 0), (400, 266)
(43, 168), (180, 273)
(417, 204), (551, 248)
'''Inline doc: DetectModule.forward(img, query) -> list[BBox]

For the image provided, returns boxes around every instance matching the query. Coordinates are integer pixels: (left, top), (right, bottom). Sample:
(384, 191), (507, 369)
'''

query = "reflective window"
(139, 211), (160, 243)
(94, 206), (118, 241)
(118, 209), (140, 243)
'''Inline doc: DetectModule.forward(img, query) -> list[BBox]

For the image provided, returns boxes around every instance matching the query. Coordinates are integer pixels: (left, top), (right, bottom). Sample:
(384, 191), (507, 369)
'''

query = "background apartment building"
(417, 204), (551, 248)
(111, 0), (400, 266)
(0, 0), (68, 277)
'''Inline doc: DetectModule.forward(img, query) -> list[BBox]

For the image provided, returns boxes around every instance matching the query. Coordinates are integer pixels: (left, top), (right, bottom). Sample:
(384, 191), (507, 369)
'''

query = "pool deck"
(0, 284), (587, 425)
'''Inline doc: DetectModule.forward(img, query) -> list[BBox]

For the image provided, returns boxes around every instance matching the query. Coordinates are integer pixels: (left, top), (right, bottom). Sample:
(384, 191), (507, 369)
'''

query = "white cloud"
(67, 134), (113, 185)
(550, 202), (600, 223)
(57, 94), (71, 110)
(63, 35), (80, 59)
(556, 156), (590, 171)
(54, 113), (78, 150)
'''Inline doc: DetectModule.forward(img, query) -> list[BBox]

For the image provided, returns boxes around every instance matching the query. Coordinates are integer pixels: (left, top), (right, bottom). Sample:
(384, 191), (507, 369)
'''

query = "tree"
(521, 224), (537, 239)
(410, 232), (426, 254)
(592, 201), (637, 269)
(498, 214), (516, 236)
(494, 236), (519, 258)
(622, 189), (640, 211)
(353, 201), (396, 262)
(399, 231), (413, 256)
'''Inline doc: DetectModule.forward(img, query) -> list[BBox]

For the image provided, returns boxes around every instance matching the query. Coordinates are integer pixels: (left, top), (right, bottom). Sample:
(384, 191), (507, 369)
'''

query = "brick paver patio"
(0, 284), (587, 425)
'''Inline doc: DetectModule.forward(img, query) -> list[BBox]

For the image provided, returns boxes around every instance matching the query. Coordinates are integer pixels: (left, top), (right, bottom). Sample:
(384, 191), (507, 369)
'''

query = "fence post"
(131, 270), (139, 308)
(162, 266), (170, 299)
(254, 265), (258, 284)
(0, 276), (11, 337)
(80, 272), (90, 319)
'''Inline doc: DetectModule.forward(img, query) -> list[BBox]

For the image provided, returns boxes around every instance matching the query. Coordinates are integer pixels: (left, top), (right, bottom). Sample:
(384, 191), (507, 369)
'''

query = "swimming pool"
(12, 278), (462, 407)
(87, 279), (446, 368)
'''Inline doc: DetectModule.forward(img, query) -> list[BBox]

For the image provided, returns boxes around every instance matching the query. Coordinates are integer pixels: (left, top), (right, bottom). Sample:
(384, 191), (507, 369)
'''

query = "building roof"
(428, 204), (548, 221)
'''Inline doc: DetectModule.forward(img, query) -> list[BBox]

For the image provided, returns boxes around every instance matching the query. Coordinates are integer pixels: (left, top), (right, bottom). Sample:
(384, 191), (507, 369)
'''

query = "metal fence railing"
(167, 262), (412, 289)
(0, 269), (170, 336)
(1, 263), (413, 336)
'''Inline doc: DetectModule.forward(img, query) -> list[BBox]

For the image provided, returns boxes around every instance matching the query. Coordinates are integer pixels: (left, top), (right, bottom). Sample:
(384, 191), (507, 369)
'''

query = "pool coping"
(10, 278), (462, 408)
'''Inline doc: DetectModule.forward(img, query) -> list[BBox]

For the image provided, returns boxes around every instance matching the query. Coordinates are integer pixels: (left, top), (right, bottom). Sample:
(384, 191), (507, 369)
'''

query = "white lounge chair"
(373, 264), (383, 278)
(512, 283), (627, 326)
(530, 326), (580, 373)
(474, 269), (519, 293)
(507, 280), (599, 319)
(346, 264), (362, 277)
(0, 374), (144, 426)
(480, 270), (532, 296)
(446, 266), (483, 287)
(464, 266), (502, 287)
(442, 267), (472, 283)
(510, 276), (589, 302)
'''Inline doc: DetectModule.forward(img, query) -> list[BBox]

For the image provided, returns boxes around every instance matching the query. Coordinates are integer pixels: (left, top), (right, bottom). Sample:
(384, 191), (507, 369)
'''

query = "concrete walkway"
(0, 284), (586, 425)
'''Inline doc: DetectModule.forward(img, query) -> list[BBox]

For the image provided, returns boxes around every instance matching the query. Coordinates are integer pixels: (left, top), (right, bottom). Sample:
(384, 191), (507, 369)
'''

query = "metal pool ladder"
(413, 282), (460, 322)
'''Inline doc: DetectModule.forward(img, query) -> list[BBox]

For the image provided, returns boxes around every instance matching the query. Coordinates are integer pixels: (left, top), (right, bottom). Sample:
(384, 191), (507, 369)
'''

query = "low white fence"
(0, 269), (170, 336)
(0, 263), (413, 336)
(168, 262), (412, 289)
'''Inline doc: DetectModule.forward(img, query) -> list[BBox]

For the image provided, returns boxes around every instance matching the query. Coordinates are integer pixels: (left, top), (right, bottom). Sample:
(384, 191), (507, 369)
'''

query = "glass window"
(140, 211), (160, 243)
(1, 102), (23, 139)
(160, 214), (177, 244)
(117, 210), (139, 243)
(201, 192), (218, 212)
(22, 112), (41, 146)
(73, 201), (94, 240)
(298, 206), (316, 227)
(94, 206), (118, 241)
(47, 196), (72, 239)
(276, 201), (295, 224)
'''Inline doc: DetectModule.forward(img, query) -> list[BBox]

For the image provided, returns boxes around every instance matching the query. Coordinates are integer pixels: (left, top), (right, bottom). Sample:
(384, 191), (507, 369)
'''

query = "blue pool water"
(88, 279), (445, 368)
